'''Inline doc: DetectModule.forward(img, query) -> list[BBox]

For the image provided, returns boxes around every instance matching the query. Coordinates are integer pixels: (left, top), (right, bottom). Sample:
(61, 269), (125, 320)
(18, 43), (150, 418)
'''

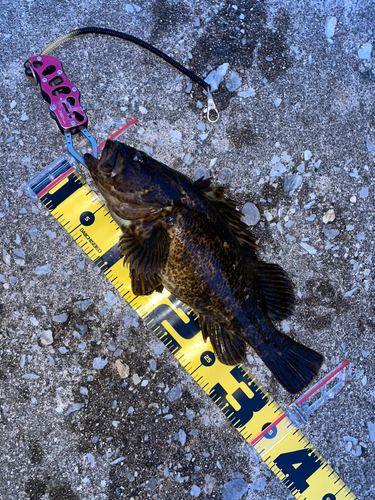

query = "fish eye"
(100, 162), (113, 173)
(133, 153), (145, 162)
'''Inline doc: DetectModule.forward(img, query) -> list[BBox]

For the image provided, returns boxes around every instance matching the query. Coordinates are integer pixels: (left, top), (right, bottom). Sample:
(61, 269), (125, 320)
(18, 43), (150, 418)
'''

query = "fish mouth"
(84, 139), (120, 182)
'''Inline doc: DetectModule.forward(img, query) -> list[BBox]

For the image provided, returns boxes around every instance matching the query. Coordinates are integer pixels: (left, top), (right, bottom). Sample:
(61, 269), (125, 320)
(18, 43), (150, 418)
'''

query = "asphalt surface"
(1, 1), (374, 499)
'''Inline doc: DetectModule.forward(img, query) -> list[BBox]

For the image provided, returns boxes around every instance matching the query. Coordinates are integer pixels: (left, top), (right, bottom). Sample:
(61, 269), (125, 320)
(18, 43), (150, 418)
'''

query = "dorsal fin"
(256, 262), (295, 322)
(195, 177), (258, 259)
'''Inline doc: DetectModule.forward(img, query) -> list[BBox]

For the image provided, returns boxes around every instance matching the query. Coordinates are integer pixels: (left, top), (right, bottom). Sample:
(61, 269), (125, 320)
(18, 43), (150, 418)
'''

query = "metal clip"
(65, 127), (97, 168)
(205, 91), (219, 123)
(286, 360), (348, 424)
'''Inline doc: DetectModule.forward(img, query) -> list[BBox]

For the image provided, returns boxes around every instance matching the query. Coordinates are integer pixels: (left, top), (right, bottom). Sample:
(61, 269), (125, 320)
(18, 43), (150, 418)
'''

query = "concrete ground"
(1, 0), (374, 499)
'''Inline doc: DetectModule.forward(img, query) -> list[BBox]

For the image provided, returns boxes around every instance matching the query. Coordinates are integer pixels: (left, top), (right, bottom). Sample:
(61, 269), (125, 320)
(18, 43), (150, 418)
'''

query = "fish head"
(84, 140), (184, 222)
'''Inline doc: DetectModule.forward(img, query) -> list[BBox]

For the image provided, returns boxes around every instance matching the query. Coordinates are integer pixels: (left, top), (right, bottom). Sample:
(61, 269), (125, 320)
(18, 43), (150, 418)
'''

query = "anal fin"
(200, 315), (246, 365)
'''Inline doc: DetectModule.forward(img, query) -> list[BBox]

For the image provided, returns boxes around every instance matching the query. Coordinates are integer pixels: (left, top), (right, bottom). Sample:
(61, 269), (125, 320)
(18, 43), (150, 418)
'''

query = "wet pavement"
(1, 1), (375, 499)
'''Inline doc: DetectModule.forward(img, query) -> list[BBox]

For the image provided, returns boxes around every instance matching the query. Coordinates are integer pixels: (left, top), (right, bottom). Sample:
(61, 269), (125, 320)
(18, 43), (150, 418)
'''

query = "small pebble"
(184, 153), (194, 166)
(241, 203), (260, 226)
(178, 429), (187, 446)
(222, 478), (248, 500)
(238, 88), (255, 98)
(13, 247), (25, 258)
(22, 374), (39, 380)
(270, 162), (286, 177)
(65, 403), (84, 416)
(366, 139), (375, 154)
(167, 384), (182, 402)
(204, 476), (217, 495)
(35, 264), (51, 276)
(323, 228), (339, 239)
(194, 167), (210, 181)
(323, 209), (335, 224)
(45, 230), (56, 239)
(3, 250), (11, 266)
(300, 242), (317, 255)
(358, 42), (372, 60)
(115, 360), (129, 378)
(86, 453), (95, 467)
(53, 313), (68, 323)
(93, 356), (108, 370)
(226, 72), (242, 92)
(351, 445), (362, 457)
(190, 485), (201, 497)
(29, 226), (38, 239)
(170, 130), (182, 142)
(367, 421), (375, 442)
(132, 373), (141, 385)
(218, 168), (232, 184)
(204, 63), (229, 92)
(40, 330), (53, 346)
(325, 17), (337, 38)
(105, 290), (117, 306)
(284, 175), (302, 194)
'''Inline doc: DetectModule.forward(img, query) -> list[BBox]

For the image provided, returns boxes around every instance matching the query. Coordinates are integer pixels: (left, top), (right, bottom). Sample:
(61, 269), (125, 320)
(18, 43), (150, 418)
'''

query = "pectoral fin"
(200, 315), (246, 365)
(119, 225), (169, 295)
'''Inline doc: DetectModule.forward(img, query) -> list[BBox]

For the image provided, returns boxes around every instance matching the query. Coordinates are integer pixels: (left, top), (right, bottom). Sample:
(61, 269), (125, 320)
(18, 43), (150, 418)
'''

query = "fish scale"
(24, 142), (358, 500)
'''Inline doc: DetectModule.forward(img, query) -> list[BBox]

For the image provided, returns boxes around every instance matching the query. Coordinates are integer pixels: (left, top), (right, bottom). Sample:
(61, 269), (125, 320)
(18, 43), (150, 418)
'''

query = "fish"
(84, 140), (324, 393)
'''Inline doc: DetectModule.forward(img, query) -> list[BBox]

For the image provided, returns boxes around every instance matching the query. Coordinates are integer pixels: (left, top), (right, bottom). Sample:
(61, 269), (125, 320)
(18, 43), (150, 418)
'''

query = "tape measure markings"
(28, 160), (358, 499)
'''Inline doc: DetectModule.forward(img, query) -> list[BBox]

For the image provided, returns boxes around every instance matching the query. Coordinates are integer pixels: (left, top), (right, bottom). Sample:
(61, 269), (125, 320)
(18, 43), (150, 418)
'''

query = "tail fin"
(259, 335), (324, 394)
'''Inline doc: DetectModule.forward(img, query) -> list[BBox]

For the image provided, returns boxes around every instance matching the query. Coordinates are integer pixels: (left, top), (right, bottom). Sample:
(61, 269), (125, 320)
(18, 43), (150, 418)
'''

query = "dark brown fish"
(84, 140), (324, 393)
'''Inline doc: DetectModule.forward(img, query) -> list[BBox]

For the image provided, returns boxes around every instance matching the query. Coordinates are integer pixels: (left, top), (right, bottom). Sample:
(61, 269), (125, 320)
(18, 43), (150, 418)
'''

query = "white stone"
(325, 17), (337, 38)
(204, 63), (229, 92)
(358, 42), (372, 60)
(300, 242), (317, 255)
(323, 209), (335, 224)
(115, 360), (129, 378)
(226, 72), (242, 92)
(241, 203), (260, 226)
(238, 88), (255, 98)
(40, 330), (53, 346)
(93, 356), (108, 370)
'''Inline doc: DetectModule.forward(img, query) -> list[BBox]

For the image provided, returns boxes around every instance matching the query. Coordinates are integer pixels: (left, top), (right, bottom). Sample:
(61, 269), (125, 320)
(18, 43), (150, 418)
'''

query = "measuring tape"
(24, 120), (358, 500)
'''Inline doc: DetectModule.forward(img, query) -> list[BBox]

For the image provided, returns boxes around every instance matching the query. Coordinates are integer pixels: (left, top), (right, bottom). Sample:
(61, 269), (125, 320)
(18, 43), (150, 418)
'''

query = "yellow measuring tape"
(25, 138), (358, 500)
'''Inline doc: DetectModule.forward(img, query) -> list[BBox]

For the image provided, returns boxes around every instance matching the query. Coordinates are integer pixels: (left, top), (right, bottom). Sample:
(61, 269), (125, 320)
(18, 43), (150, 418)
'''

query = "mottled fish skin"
(84, 140), (324, 393)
